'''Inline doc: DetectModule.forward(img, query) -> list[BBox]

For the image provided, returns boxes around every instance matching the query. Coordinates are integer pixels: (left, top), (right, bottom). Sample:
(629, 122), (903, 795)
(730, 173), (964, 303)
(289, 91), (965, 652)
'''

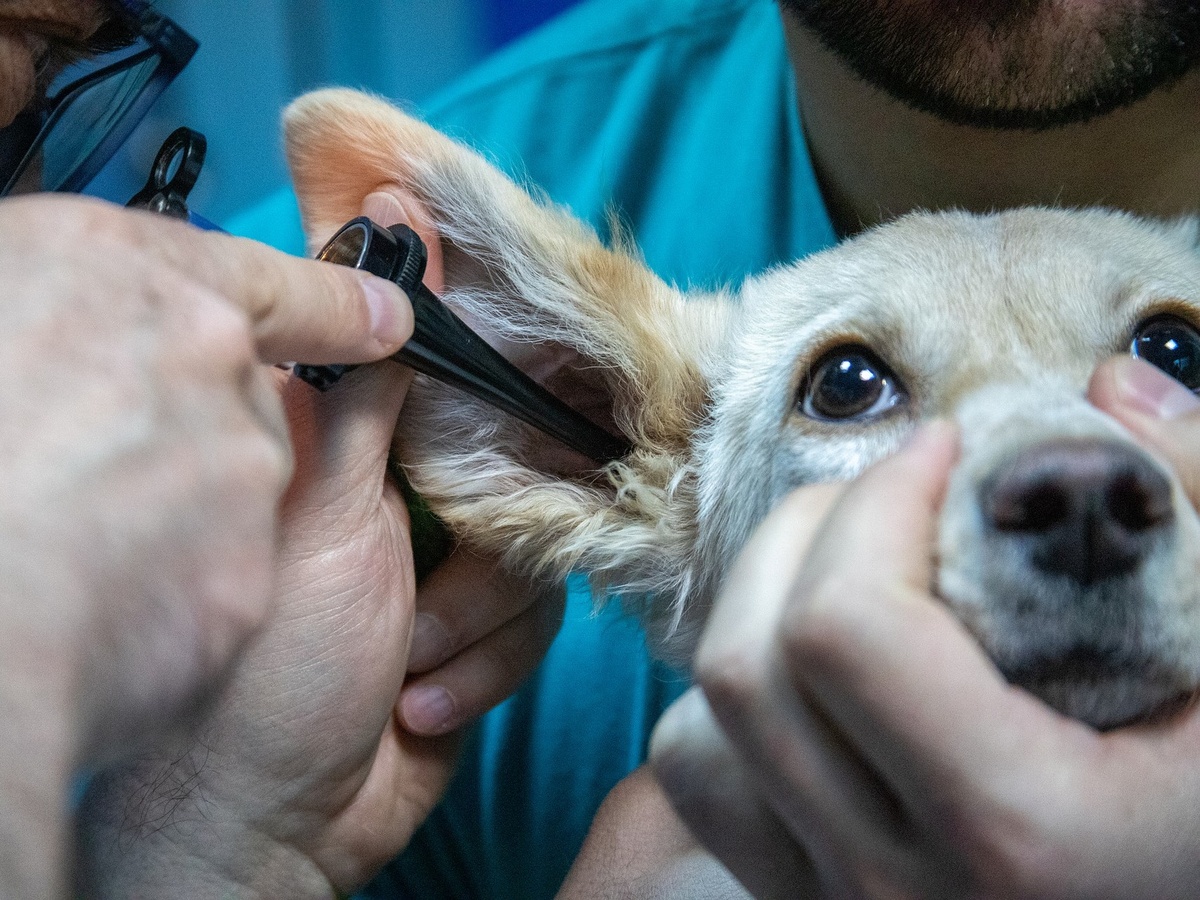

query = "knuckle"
(233, 429), (292, 495)
(649, 704), (725, 797)
(238, 238), (356, 323)
(185, 289), (257, 370)
(657, 755), (723, 824)
(58, 194), (122, 234)
(88, 201), (172, 251)
(17, 196), (143, 257)
(647, 724), (688, 780)
(182, 233), (283, 333)
(200, 540), (276, 660)
(5, 196), (166, 257)
(226, 239), (376, 356)
(266, 420), (295, 493)
(220, 236), (284, 324)
(694, 638), (770, 718)
(778, 572), (866, 679)
(199, 425), (289, 515)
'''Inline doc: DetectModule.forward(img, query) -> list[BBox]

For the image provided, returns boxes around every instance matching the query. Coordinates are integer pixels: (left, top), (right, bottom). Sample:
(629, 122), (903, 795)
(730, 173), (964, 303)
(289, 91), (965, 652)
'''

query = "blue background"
(90, 0), (580, 224)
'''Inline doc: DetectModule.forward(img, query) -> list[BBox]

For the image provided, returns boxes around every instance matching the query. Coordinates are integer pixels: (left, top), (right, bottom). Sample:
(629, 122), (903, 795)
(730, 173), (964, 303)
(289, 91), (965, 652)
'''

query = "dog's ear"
(285, 89), (728, 651)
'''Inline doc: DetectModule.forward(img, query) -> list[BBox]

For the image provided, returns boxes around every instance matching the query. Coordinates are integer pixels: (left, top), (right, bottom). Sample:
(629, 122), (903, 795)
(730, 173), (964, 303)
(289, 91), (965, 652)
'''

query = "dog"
(285, 88), (1200, 733)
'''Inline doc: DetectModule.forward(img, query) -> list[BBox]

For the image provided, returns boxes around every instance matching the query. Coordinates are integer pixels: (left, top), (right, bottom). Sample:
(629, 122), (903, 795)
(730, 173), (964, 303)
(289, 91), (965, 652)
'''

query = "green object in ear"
(391, 460), (454, 583)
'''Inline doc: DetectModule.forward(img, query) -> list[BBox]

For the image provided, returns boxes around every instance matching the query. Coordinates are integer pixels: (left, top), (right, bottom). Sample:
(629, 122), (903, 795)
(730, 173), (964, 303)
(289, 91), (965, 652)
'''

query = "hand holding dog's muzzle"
(652, 418), (1200, 900)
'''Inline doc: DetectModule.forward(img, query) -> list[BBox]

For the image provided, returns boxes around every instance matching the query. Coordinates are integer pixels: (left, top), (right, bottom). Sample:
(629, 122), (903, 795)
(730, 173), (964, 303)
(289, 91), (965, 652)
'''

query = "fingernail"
(408, 612), (451, 672)
(1116, 357), (1200, 420)
(362, 274), (411, 347)
(401, 685), (457, 735)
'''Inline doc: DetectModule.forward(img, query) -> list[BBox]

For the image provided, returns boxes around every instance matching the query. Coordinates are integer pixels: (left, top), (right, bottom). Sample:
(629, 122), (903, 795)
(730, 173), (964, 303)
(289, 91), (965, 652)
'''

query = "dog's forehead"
(737, 208), (1200, 380)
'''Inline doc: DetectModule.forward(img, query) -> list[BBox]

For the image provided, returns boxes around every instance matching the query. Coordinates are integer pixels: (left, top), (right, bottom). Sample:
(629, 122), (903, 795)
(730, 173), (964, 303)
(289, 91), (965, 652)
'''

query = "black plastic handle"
(293, 217), (631, 465)
(126, 126), (207, 219)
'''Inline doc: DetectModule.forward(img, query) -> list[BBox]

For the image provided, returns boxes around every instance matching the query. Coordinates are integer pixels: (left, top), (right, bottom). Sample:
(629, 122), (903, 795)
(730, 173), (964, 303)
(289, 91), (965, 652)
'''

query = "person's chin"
(781, 0), (1200, 130)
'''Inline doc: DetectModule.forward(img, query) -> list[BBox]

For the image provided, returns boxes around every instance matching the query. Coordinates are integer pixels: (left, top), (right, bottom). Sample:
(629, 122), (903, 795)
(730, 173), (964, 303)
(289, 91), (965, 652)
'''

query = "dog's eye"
(800, 346), (905, 421)
(1131, 315), (1200, 392)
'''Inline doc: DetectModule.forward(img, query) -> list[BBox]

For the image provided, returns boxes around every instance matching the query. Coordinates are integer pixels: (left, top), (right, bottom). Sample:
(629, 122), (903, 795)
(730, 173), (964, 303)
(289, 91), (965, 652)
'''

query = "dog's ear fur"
(285, 89), (728, 652)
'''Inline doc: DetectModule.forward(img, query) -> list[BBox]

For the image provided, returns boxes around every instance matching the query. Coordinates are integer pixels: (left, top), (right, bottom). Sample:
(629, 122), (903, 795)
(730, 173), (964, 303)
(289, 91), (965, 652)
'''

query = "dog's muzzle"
(964, 436), (1193, 728)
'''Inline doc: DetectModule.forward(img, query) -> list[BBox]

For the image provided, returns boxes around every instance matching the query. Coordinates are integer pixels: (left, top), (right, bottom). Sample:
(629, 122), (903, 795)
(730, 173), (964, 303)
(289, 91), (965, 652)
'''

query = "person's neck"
(782, 19), (1200, 238)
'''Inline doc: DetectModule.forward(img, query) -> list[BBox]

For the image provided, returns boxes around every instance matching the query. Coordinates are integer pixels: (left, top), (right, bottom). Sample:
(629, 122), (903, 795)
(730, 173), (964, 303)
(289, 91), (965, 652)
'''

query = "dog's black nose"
(982, 438), (1174, 585)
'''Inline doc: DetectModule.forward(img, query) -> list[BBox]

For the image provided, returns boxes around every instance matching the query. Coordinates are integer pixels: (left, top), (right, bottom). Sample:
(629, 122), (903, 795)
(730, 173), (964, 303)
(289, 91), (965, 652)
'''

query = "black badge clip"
(127, 127), (223, 231)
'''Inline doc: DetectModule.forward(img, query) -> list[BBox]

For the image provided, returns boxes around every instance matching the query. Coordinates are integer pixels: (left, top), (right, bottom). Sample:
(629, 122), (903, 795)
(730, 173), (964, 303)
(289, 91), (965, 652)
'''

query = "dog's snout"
(982, 438), (1174, 585)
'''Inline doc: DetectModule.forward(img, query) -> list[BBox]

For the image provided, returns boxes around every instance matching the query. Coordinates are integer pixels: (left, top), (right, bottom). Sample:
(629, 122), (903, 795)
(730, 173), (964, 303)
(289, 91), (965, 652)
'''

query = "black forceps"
(292, 217), (632, 465)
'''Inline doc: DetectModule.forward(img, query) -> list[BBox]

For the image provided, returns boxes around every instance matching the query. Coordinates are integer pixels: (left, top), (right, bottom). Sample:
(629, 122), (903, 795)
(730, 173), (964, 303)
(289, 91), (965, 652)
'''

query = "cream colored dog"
(287, 88), (1200, 731)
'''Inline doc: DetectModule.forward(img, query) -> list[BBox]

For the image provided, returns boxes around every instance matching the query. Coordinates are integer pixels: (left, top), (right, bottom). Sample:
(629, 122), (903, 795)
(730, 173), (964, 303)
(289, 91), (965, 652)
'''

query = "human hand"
(651, 400), (1200, 899)
(74, 188), (561, 899)
(0, 193), (410, 898)
(0, 194), (412, 762)
(76, 337), (441, 899)
(399, 547), (564, 735)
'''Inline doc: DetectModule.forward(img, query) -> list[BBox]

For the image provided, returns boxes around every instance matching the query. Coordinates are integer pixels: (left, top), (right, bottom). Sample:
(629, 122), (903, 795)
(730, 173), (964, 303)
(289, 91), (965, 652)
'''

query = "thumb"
(1088, 356), (1200, 507)
(283, 362), (414, 514)
(279, 187), (435, 512)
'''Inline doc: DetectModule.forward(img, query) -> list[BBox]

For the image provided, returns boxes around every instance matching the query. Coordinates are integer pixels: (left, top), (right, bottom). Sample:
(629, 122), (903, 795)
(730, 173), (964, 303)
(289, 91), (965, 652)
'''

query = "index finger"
(130, 206), (414, 365)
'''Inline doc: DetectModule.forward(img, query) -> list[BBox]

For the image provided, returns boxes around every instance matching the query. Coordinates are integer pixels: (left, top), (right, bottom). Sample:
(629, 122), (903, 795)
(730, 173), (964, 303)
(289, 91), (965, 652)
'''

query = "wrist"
(75, 759), (337, 900)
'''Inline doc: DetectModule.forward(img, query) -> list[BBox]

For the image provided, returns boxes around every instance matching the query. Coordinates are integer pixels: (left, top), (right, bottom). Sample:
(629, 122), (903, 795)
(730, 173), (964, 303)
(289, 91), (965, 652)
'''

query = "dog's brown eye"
(800, 346), (905, 421)
(1131, 315), (1200, 392)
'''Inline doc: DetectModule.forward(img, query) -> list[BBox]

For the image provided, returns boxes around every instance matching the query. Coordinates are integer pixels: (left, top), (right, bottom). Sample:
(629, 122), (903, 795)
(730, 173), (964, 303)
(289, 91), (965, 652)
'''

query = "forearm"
(557, 766), (751, 900)
(75, 764), (336, 900)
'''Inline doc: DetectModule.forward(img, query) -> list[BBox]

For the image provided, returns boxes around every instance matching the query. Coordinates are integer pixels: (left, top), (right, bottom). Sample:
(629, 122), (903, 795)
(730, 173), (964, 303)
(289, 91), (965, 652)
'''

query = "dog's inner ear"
(360, 185), (447, 294)
(400, 198), (626, 476)
(284, 90), (733, 616)
(350, 187), (620, 476)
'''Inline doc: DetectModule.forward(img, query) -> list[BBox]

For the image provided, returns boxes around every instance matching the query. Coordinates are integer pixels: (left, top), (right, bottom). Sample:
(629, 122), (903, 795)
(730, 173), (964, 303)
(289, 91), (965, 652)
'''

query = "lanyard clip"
(127, 126), (207, 220)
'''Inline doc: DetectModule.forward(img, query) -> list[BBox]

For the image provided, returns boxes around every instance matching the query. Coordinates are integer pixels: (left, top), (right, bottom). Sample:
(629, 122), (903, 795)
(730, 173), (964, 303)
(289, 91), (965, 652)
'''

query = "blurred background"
(89, 0), (582, 223)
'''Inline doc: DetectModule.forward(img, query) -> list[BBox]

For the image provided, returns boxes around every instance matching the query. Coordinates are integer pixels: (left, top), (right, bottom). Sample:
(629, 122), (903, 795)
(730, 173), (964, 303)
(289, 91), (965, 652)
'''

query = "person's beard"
(778, 0), (1200, 129)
